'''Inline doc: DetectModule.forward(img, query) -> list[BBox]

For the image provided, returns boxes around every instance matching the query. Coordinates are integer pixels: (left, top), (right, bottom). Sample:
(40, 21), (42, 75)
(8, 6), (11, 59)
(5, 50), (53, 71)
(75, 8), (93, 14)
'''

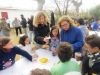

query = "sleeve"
(92, 62), (100, 73)
(0, 53), (3, 70)
(60, 30), (63, 41)
(51, 67), (56, 75)
(0, 23), (2, 30)
(14, 47), (32, 61)
(93, 23), (98, 31)
(82, 56), (91, 75)
(46, 23), (50, 36)
(72, 29), (84, 52)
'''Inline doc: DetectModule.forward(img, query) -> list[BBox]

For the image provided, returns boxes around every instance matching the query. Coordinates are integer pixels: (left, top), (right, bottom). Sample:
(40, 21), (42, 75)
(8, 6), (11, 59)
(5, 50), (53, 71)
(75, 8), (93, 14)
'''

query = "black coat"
(21, 18), (27, 28)
(28, 19), (34, 31)
(50, 12), (55, 27)
(82, 53), (100, 75)
(34, 24), (50, 45)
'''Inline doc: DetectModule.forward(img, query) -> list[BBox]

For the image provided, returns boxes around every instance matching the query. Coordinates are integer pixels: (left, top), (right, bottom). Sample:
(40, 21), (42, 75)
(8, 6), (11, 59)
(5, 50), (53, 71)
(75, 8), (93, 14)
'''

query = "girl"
(19, 35), (37, 54)
(19, 35), (30, 46)
(49, 26), (60, 56)
(0, 37), (38, 70)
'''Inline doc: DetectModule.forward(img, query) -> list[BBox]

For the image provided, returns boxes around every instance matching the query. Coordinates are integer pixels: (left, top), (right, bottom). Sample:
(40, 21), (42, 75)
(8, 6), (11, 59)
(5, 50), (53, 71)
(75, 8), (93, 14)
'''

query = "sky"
(0, 0), (100, 11)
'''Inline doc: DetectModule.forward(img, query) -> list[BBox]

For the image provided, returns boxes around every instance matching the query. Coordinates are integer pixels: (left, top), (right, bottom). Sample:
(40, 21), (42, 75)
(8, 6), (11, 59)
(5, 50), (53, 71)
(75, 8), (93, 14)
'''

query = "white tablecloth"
(0, 49), (59, 75)
(89, 31), (100, 36)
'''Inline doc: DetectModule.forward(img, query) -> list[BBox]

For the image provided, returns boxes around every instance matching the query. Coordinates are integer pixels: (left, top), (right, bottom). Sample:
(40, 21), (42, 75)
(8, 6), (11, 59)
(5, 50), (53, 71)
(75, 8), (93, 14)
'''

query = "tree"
(54, 0), (72, 16)
(90, 5), (100, 19)
(72, 0), (82, 13)
(34, 0), (45, 10)
(54, 0), (82, 16)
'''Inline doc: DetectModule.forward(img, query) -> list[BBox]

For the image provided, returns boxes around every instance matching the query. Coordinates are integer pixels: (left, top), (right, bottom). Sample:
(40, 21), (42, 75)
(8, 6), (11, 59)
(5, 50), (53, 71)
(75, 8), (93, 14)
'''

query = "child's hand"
(42, 45), (49, 49)
(32, 54), (38, 58)
(32, 54), (38, 61)
(31, 45), (38, 50)
(75, 52), (82, 61)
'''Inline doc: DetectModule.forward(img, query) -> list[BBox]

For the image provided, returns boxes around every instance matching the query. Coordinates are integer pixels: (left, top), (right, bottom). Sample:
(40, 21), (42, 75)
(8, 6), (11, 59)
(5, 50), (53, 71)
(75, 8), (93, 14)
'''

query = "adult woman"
(33, 11), (50, 45)
(58, 16), (84, 53)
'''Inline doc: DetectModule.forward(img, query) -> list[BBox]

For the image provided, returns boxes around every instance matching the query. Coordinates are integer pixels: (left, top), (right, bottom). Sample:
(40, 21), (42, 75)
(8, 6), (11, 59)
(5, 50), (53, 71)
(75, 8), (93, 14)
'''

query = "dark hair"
(19, 35), (29, 46)
(57, 42), (73, 62)
(50, 26), (59, 39)
(78, 18), (85, 25)
(0, 37), (10, 48)
(30, 68), (51, 75)
(85, 34), (100, 49)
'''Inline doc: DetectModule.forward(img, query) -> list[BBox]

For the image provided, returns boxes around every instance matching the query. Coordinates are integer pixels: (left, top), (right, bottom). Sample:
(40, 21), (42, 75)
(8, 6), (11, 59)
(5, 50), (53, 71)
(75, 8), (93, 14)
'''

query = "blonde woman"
(58, 15), (84, 53)
(33, 11), (50, 45)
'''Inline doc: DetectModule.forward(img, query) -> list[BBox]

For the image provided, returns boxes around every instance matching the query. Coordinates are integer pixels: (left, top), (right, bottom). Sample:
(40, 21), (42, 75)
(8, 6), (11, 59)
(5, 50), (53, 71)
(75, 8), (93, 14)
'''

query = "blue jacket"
(49, 37), (60, 51)
(92, 21), (99, 31)
(60, 25), (84, 52)
(0, 46), (32, 70)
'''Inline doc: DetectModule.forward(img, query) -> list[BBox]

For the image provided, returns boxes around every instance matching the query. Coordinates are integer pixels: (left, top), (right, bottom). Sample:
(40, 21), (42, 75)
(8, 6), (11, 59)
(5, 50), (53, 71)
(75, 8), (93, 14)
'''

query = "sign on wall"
(1, 12), (8, 19)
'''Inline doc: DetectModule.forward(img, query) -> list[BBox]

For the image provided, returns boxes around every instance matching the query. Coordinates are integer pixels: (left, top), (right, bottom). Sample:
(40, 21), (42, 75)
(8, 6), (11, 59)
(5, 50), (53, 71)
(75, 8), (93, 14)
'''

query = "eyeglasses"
(61, 23), (70, 27)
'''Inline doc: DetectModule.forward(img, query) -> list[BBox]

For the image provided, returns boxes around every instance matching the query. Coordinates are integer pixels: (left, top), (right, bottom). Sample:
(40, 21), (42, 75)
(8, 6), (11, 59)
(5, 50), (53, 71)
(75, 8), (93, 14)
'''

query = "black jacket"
(50, 12), (55, 27)
(28, 19), (34, 31)
(82, 52), (100, 75)
(34, 24), (50, 45)
(21, 18), (27, 28)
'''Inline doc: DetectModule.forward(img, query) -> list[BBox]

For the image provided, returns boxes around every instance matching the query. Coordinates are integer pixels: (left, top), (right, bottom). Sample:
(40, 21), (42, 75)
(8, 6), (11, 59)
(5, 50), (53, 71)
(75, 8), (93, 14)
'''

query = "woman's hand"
(42, 44), (49, 49)
(31, 45), (38, 50)
(43, 36), (50, 43)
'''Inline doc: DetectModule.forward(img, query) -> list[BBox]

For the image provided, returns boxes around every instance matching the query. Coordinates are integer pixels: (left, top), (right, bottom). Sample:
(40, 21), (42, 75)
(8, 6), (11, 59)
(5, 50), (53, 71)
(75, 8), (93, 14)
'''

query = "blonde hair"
(33, 11), (49, 27)
(58, 15), (74, 28)
(30, 68), (51, 75)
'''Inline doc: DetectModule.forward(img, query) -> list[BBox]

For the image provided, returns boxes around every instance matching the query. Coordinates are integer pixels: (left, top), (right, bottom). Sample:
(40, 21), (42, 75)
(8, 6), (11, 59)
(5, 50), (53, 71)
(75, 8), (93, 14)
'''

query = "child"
(19, 35), (37, 54)
(82, 34), (100, 75)
(49, 26), (60, 56)
(51, 42), (81, 75)
(19, 35), (30, 46)
(30, 68), (51, 75)
(0, 37), (38, 70)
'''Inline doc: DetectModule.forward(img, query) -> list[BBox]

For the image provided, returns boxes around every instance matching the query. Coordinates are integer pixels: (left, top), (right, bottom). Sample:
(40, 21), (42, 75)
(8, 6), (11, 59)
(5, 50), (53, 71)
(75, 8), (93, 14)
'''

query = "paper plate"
(38, 57), (48, 64)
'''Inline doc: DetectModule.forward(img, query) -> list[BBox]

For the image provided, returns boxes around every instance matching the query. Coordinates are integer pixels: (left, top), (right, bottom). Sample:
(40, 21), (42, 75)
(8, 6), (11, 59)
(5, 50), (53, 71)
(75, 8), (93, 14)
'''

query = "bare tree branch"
(64, 0), (70, 15)
(34, 0), (45, 10)
(63, 0), (67, 15)
(54, 0), (82, 16)
(54, 0), (62, 16)
(72, 0), (82, 13)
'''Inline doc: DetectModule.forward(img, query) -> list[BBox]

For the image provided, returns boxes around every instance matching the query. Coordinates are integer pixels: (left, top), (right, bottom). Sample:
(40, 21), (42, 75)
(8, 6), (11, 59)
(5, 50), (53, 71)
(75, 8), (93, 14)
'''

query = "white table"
(0, 49), (59, 75)
(89, 31), (100, 36)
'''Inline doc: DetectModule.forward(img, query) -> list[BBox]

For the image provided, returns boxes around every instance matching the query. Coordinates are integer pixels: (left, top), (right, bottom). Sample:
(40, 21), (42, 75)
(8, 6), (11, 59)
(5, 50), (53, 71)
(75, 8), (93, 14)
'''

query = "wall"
(0, 9), (36, 27)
